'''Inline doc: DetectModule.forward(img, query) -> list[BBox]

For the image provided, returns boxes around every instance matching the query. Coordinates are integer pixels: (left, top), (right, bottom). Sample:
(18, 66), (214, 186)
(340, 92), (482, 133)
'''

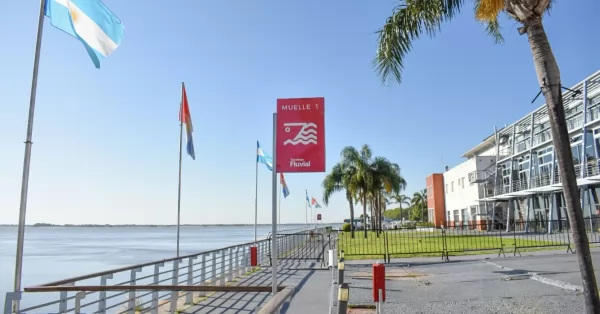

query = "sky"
(1, 0), (599, 225)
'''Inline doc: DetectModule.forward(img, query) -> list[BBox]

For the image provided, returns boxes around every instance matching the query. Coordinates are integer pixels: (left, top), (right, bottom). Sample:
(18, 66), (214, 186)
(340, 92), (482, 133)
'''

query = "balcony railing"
(487, 160), (600, 197)
(468, 170), (494, 183)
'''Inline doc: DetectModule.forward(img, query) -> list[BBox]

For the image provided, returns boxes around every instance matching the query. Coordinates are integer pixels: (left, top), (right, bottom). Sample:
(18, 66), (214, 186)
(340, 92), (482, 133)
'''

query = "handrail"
(256, 287), (295, 314)
(25, 285), (286, 293)
(35, 234), (277, 287)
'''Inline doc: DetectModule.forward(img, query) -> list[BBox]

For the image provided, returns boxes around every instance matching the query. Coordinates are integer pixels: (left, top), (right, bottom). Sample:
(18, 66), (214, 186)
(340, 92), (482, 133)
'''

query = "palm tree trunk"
(346, 191), (355, 239)
(363, 194), (368, 238)
(526, 16), (600, 312)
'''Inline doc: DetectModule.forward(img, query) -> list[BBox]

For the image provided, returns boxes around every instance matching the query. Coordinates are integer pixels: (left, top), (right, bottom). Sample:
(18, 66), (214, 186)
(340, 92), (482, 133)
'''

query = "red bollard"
(250, 246), (258, 266)
(372, 263), (386, 302)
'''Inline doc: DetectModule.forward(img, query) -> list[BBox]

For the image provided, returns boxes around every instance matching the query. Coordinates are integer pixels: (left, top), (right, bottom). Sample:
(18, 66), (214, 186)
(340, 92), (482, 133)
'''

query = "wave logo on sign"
(283, 122), (317, 145)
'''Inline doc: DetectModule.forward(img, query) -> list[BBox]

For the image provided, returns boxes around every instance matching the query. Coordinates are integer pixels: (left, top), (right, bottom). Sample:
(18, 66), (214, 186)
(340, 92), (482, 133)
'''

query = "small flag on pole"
(257, 141), (273, 171)
(306, 190), (311, 208)
(311, 197), (322, 208)
(280, 173), (290, 198)
(44, 0), (125, 68)
(180, 83), (195, 160)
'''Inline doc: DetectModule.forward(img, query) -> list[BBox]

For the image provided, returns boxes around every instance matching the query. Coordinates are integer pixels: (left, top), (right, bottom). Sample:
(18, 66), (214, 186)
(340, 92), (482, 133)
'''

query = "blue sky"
(1, 0), (599, 225)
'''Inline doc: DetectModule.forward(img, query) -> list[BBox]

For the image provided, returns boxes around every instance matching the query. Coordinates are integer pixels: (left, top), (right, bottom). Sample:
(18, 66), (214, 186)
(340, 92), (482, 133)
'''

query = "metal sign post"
(271, 113), (278, 296)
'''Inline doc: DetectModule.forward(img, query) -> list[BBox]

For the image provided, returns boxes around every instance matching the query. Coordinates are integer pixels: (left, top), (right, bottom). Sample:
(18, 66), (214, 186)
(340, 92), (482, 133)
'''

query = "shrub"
(341, 223), (352, 232)
(416, 222), (435, 228)
(401, 222), (416, 229)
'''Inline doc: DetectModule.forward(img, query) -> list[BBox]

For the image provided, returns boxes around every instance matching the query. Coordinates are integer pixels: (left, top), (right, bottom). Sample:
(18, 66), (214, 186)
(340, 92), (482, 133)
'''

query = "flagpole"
(305, 191), (308, 227)
(176, 90), (184, 257)
(12, 1), (46, 312)
(254, 159), (258, 242)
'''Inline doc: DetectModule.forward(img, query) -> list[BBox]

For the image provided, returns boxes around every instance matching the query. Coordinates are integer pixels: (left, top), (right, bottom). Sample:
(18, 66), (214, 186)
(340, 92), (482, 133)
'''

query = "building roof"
(461, 133), (496, 158)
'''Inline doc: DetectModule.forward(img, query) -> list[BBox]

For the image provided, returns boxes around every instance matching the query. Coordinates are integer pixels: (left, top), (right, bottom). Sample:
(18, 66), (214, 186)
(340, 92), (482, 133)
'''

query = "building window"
(462, 177), (465, 188)
(446, 184), (448, 194)
(451, 182), (454, 192)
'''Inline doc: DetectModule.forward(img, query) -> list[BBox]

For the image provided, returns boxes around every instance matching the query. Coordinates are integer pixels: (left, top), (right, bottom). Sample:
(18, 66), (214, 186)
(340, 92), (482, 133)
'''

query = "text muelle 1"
(280, 103), (318, 111)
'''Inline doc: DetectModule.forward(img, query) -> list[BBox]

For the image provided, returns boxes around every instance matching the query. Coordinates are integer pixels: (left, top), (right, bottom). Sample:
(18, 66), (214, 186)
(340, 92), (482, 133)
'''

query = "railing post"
(151, 262), (164, 314)
(220, 250), (226, 285)
(128, 267), (142, 314)
(4, 292), (21, 314)
(235, 247), (241, 277)
(211, 251), (217, 286)
(74, 292), (86, 314)
(245, 245), (251, 274)
(97, 273), (113, 313)
(169, 260), (181, 314)
(228, 248), (234, 282)
(59, 282), (74, 314)
(185, 256), (198, 304)
(198, 254), (207, 297)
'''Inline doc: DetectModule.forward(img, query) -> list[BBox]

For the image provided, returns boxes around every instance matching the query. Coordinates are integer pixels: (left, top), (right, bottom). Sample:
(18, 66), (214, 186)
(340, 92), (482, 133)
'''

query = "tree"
(368, 157), (406, 230)
(342, 145), (376, 238)
(412, 189), (427, 222)
(384, 207), (402, 220)
(322, 162), (359, 238)
(372, 0), (600, 311)
(389, 194), (411, 220)
(409, 205), (422, 222)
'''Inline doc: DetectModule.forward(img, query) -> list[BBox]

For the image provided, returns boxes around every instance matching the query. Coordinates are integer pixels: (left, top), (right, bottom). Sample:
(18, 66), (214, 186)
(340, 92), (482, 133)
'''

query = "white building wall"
(443, 158), (490, 222)
(479, 146), (496, 156)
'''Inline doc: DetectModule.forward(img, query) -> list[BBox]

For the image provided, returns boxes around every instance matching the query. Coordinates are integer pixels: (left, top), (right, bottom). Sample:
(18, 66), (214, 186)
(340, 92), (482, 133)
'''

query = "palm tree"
(373, 1), (599, 310)
(341, 145), (374, 238)
(412, 189), (427, 222)
(370, 158), (406, 229)
(389, 193), (411, 221)
(322, 162), (359, 238)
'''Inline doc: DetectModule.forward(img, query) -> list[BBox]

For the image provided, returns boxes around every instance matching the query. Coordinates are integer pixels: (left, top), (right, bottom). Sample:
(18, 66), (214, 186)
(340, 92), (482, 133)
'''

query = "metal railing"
(336, 219), (600, 262)
(492, 160), (600, 195)
(4, 227), (331, 314)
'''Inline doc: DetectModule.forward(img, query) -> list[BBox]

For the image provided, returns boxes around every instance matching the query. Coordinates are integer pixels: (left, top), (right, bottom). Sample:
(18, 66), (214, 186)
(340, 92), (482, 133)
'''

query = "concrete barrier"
(255, 287), (296, 314)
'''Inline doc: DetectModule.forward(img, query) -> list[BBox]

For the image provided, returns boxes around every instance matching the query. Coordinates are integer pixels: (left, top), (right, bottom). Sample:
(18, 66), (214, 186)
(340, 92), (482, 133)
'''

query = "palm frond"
(373, 0), (465, 84)
(485, 17), (504, 44)
(475, 0), (504, 21)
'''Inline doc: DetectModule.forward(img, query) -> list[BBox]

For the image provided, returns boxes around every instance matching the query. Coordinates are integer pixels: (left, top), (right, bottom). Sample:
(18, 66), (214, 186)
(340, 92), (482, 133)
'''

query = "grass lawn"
(337, 230), (567, 260)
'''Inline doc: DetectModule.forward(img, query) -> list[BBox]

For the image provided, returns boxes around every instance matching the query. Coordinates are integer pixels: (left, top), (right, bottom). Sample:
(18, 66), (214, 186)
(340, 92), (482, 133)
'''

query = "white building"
(437, 69), (600, 232)
(443, 153), (496, 226)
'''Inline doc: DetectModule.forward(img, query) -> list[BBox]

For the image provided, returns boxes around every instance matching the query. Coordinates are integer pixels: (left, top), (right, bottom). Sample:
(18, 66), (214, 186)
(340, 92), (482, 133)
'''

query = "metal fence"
(336, 219), (600, 262)
(4, 227), (331, 314)
(267, 231), (329, 266)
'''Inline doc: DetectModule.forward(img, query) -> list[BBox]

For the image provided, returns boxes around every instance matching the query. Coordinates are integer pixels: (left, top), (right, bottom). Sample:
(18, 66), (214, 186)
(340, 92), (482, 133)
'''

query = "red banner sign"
(276, 97), (325, 173)
(317, 214), (322, 221)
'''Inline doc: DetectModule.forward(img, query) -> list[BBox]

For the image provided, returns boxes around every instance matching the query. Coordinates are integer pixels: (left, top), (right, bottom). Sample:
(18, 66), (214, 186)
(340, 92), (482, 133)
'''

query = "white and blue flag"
(44, 0), (124, 68)
(257, 141), (273, 171)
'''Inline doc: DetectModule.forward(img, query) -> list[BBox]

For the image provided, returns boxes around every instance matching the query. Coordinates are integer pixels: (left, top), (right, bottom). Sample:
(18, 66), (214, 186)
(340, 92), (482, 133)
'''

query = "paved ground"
(331, 248), (600, 313)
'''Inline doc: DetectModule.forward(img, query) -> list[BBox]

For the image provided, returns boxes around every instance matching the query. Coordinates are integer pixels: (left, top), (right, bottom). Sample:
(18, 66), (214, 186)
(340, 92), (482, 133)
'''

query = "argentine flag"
(257, 141), (273, 171)
(44, 0), (124, 68)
